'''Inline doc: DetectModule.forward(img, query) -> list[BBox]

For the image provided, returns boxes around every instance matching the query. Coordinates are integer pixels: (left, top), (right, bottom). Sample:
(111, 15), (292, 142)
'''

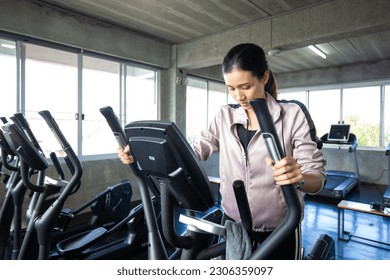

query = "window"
(186, 78), (208, 143)
(208, 81), (228, 130)
(186, 77), (228, 143)
(343, 86), (380, 147)
(82, 55), (120, 156)
(384, 85), (390, 145)
(125, 66), (158, 123)
(309, 89), (340, 138)
(1, 37), (159, 158)
(281, 85), (386, 148)
(0, 39), (17, 118)
(24, 43), (78, 156)
(279, 91), (307, 107)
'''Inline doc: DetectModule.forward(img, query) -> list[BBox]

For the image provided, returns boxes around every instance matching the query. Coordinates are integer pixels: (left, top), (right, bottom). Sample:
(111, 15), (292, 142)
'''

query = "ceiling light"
(1, 43), (16, 49)
(268, 48), (282, 56)
(308, 45), (326, 59)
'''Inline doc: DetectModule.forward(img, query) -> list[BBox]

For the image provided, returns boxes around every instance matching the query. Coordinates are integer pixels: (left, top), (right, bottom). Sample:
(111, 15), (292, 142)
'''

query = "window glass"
(125, 66), (157, 123)
(343, 86), (380, 147)
(82, 55), (120, 155)
(385, 85), (390, 145)
(186, 78), (228, 143)
(0, 39), (17, 118)
(25, 43), (78, 157)
(279, 91), (307, 107)
(309, 89), (340, 138)
(208, 81), (227, 126)
(186, 78), (207, 144)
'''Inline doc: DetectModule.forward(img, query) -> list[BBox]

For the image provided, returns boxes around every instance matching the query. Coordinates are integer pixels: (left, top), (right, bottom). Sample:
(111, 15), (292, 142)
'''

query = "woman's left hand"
(265, 156), (303, 186)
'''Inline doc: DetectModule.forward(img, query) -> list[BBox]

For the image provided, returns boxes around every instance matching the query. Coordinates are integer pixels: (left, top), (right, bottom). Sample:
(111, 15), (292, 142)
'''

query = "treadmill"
(383, 143), (390, 207)
(317, 124), (359, 199)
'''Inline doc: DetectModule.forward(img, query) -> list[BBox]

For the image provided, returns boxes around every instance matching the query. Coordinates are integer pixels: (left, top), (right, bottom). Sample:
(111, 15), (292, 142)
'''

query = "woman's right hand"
(117, 145), (134, 164)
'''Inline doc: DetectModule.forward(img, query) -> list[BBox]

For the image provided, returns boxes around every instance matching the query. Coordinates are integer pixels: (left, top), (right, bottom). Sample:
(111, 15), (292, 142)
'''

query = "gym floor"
(302, 183), (390, 260)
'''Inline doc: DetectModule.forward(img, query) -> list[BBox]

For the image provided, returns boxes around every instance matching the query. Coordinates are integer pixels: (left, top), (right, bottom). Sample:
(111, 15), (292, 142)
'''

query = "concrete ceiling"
(32, 0), (390, 76)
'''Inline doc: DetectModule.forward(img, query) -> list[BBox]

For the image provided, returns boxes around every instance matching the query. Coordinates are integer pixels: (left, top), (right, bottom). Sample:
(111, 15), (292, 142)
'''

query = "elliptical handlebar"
(31, 110), (83, 259)
(0, 129), (19, 172)
(13, 110), (65, 179)
(99, 107), (141, 176)
(99, 106), (127, 149)
(99, 105), (168, 260)
(13, 113), (43, 152)
(38, 111), (72, 151)
(49, 152), (65, 180)
(1, 122), (47, 169)
(232, 180), (253, 235)
(248, 98), (301, 260)
(38, 110), (83, 193)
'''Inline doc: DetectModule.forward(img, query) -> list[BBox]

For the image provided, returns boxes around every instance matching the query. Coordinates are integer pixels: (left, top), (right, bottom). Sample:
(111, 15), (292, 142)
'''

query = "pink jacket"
(192, 94), (326, 232)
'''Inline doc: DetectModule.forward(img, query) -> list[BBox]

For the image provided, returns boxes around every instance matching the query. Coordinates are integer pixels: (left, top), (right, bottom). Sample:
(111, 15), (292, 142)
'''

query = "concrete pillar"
(160, 45), (187, 134)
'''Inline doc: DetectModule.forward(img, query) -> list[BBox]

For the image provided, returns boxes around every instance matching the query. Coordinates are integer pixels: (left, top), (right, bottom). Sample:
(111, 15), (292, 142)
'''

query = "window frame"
(1, 36), (160, 159)
(279, 81), (390, 149)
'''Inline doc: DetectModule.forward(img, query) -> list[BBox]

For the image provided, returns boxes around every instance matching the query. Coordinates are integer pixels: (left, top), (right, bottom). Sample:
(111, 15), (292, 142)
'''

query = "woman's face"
(224, 68), (269, 111)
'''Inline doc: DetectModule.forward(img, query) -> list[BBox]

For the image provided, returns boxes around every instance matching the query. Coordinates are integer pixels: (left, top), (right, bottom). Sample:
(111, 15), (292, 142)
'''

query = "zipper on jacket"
(244, 119), (249, 167)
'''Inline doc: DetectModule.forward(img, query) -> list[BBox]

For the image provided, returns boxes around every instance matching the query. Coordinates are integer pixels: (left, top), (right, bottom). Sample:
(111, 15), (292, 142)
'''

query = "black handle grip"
(99, 106), (128, 149)
(50, 152), (65, 180)
(233, 180), (253, 234)
(38, 110), (71, 150)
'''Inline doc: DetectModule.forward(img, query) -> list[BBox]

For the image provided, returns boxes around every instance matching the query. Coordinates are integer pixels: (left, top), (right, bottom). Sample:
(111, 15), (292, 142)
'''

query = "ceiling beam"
(0, 0), (170, 68)
(177, 0), (390, 70)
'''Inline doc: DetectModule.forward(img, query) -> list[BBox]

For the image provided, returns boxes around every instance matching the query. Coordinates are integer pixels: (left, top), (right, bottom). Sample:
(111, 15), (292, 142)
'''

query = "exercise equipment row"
(100, 101), (335, 260)
(0, 111), (166, 260)
(1, 102), (335, 260)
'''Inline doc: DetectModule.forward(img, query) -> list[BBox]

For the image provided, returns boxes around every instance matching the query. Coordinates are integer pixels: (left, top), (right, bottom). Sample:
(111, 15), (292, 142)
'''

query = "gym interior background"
(1, 0), (390, 259)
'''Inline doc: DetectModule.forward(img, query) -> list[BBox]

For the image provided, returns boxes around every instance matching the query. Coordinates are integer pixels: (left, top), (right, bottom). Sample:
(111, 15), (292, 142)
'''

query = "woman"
(118, 43), (326, 259)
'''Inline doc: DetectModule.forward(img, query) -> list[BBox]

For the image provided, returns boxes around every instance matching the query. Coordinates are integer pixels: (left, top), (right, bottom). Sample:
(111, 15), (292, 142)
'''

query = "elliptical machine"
(53, 107), (169, 260)
(0, 119), (22, 259)
(99, 99), (302, 260)
(2, 110), (83, 259)
(1, 112), (136, 260)
(115, 99), (335, 260)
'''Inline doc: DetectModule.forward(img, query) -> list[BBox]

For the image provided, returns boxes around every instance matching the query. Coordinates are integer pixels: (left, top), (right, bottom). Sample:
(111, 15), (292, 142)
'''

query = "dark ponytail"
(264, 70), (278, 99)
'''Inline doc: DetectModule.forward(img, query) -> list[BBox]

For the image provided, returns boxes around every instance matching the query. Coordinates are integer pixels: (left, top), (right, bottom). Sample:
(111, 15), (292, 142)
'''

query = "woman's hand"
(265, 156), (303, 187)
(117, 145), (134, 165)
